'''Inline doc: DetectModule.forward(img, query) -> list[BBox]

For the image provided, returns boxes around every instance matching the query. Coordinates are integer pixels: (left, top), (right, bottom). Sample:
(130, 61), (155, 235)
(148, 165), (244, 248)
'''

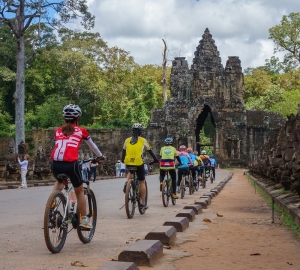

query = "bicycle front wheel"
(125, 179), (136, 218)
(162, 179), (169, 207)
(138, 180), (148, 215)
(77, 188), (97, 243)
(44, 191), (68, 253)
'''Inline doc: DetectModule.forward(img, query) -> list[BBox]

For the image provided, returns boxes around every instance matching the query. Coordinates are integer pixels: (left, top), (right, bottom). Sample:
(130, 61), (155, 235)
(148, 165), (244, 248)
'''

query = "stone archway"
(195, 104), (216, 154)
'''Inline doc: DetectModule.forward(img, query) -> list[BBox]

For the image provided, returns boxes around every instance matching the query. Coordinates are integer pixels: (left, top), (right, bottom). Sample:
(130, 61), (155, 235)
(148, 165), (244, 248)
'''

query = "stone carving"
(249, 106), (300, 195)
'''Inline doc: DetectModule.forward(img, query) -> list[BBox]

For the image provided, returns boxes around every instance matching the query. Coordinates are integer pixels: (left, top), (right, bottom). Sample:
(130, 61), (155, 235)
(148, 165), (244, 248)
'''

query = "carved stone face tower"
(147, 29), (284, 167)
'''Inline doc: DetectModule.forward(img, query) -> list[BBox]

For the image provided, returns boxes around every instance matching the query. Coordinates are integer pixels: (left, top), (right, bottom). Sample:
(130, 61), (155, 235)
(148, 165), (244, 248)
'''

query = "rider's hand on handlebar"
(96, 155), (106, 162)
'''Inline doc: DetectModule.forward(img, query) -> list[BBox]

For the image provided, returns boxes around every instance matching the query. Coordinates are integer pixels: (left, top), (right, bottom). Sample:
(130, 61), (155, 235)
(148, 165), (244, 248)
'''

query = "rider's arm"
(85, 137), (103, 157)
(148, 149), (159, 163)
(175, 156), (182, 165)
(121, 149), (126, 163)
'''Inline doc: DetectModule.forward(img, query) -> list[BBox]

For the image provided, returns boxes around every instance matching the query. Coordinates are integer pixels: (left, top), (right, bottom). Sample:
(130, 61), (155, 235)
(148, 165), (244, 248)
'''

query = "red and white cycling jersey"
(51, 125), (90, 162)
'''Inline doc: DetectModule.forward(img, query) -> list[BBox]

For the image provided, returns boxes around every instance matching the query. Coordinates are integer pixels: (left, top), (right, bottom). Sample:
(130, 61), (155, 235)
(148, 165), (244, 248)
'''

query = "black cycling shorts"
(127, 164), (145, 181)
(51, 160), (83, 188)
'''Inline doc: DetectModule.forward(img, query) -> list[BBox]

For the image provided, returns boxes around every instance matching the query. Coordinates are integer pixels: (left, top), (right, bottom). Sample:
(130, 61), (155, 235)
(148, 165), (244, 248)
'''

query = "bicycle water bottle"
(69, 185), (76, 212)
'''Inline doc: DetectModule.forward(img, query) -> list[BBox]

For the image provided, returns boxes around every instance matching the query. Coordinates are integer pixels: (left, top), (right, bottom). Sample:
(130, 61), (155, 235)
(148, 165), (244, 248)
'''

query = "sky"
(81, 0), (300, 70)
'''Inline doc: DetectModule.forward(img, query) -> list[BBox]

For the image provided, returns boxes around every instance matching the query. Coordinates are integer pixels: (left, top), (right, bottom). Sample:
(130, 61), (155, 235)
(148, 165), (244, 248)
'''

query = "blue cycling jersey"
(178, 155), (189, 169)
(188, 153), (197, 164)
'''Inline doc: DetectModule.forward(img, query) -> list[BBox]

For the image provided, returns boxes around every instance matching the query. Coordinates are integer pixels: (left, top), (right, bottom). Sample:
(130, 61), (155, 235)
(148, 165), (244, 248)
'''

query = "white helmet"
(201, 150), (206, 154)
(63, 104), (82, 121)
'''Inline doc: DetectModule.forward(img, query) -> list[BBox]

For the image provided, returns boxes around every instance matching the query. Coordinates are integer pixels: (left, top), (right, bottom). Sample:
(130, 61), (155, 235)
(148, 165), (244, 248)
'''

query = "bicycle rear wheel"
(77, 188), (97, 243)
(125, 179), (136, 219)
(202, 174), (206, 189)
(162, 179), (169, 207)
(189, 174), (194, 195)
(138, 180), (148, 215)
(195, 172), (199, 191)
(180, 178), (185, 199)
(44, 191), (68, 253)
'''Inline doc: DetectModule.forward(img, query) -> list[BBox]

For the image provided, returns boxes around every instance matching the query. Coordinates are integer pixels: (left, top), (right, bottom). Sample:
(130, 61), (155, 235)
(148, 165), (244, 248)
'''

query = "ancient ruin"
(0, 28), (287, 183)
(146, 28), (285, 167)
(249, 105), (300, 195)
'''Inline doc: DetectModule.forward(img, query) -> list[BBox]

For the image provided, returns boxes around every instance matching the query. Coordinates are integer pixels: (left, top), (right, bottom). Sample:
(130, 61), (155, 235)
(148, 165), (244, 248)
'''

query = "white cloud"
(86, 0), (300, 69)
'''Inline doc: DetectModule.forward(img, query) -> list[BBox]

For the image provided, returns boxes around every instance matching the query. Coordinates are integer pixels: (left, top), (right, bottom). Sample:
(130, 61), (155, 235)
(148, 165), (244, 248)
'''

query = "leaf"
(71, 261), (87, 267)
(250, 253), (261, 256)
(217, 213), (223, 217)
(203, 218), (211, 222)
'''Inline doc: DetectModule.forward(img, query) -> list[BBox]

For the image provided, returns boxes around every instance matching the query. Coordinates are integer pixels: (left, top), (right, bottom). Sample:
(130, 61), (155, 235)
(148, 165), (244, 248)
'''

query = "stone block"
(200, 196), (211, 205)
(118, 240), (163, 266)
(203, 192), (214, 198)
(210, 188), (219, 195)
(0, 186), (8, 190)
(163, 217), (189, 232)
(176, 209), (195, 221)
(7, 185), (18, 189)
(195, 199), (208, 208)
(145, 226), (176, 245)
(184, 204), (202, 214)
(98, 261), (140, 270)
(34, 183), (45, 186)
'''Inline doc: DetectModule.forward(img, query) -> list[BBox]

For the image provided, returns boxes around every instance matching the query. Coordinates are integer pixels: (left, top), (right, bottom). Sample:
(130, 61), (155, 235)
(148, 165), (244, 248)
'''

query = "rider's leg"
(191, 167), (196, 181)
(159, 170), (165, 191)
(74, 184), (87, 217)
(139, 179), (146, 205)
(169, 169), (177, 194)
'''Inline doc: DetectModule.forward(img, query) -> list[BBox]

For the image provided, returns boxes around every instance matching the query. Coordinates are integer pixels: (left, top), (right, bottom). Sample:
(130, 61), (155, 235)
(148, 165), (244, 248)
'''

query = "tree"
(162, 39), (168, 104)
(269, 12), (300, 66)
(0, 0), (94, 149)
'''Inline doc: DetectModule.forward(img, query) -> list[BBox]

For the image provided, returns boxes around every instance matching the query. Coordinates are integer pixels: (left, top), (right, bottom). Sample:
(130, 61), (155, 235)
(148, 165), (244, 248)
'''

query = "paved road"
(0, 169), (231, 270)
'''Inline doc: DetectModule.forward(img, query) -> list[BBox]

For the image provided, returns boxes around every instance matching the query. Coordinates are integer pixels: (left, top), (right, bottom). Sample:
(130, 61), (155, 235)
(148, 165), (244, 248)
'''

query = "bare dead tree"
(162, 38), (168, 104)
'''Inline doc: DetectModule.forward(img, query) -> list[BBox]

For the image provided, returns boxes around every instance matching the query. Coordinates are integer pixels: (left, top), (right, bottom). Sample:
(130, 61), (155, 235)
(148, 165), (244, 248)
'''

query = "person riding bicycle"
(50, 104), (105, 229)
(199, 150), (211, 178)
(176, 145), (193, 193)
(209, 155), (218, 180)
(193, 150), (204, 181)
(159, 137), (182, 199)
(122, 123), (159, 210)
(187, 147), (201, 184)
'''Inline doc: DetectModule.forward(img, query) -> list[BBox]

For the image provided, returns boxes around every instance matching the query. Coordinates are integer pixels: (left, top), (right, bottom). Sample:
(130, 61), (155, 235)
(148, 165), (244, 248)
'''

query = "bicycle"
(188, 167), (195, 195)
(209, 166), (214, 183)
(178, 169), (190, 199)
(44, 174), (97, 253)
(200, 166), (206, 189)
(123, 166), (148, 219)
(162, 170), (176, 207)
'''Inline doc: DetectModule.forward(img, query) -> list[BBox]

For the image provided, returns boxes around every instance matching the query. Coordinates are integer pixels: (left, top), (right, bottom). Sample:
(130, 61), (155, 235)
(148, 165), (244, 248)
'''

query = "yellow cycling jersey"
(159, 145), (178, 170)
(123, 136), (151, 166)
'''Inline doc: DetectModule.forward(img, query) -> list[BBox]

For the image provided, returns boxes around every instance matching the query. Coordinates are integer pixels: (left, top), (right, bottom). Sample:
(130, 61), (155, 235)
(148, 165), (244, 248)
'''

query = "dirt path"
(152, 169), (300, 270)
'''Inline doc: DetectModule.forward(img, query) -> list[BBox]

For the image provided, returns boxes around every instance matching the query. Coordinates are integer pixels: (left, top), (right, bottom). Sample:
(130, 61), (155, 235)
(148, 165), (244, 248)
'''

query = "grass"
(247, 173), (300, 238)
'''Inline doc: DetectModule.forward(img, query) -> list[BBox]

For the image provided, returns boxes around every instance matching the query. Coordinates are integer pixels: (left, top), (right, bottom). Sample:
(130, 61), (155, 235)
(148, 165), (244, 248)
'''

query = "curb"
(249, 174), (300, 226)
(108, 172), (234, 267)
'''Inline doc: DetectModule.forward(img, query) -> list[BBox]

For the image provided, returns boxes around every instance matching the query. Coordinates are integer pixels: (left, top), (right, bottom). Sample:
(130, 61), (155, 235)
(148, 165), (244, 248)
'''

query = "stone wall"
(249, 106), (300, 195)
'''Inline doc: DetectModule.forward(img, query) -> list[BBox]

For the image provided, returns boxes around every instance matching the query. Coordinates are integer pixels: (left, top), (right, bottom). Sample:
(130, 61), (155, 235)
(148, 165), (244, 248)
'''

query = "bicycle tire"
(210, 170), (214, 183)
(189, 174), (193, 195)
(162, 179), (169, 207)
(44, 191), (68, 253)
(138, 180), (148, 215)
(195, 173), (199, 191)
(77, 188), (97, 243)
(171, 184), (176, 205)
(202, 174), (206, 189)
(125, 179), (135, 219)
(180, 177), (185, 199)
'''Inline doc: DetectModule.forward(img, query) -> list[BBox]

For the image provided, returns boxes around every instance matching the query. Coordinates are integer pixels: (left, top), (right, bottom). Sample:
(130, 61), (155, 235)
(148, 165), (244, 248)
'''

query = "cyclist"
(159, 137), (182, 199)
(122, 123), (159, 210)
(209, 155), (218, 180)
(50, 104), (105, 229)
(199, 150), (211, 179)
(187, 147), (201, 184)
(176, 145), (193, 193)
(193, 150), (204, 182)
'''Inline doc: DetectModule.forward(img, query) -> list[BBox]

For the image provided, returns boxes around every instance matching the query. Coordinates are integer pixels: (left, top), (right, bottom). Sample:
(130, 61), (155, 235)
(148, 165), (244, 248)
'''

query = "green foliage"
(25, 95), (69, 129)
(269, 12), (300, 65)
(0, 111), (14, 135)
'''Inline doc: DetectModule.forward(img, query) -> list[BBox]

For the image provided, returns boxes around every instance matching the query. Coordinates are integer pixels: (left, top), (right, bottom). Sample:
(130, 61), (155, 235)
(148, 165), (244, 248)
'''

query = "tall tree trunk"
(162, 39), (167, 104)
(14, 35), (25, 150)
